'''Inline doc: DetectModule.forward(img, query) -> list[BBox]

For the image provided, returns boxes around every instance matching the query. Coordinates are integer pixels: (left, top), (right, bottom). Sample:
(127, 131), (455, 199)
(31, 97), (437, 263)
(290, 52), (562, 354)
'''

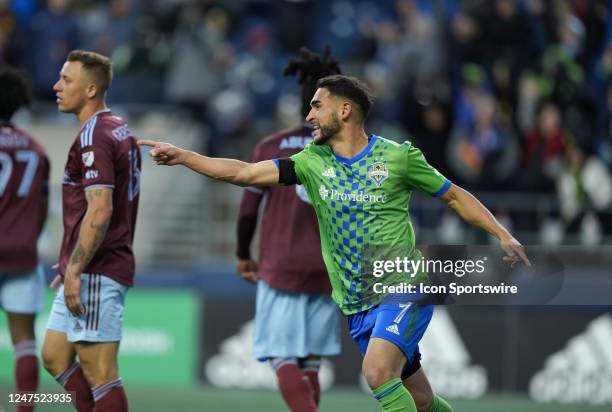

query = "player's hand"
(50, 263), (62, 288)
(500, 236), (531, 268)
(237, 259), (259, 284)
(137, 139), (185, 166)
(63, 272), (85, 317)
(50, 275), (62, 288)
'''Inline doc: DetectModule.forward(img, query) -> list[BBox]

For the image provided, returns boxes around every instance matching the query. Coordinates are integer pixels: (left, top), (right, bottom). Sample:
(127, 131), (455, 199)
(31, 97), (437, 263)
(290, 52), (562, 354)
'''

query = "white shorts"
(47, 274), (128, 342)
(0, 265), (45, 314)
(253, 280), (341, 361)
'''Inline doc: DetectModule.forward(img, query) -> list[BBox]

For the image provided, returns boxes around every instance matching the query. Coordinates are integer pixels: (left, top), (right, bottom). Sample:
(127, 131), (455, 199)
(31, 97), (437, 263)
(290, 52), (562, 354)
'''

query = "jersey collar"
(81, 109), (111, 127)
(333, 134), (378, 165)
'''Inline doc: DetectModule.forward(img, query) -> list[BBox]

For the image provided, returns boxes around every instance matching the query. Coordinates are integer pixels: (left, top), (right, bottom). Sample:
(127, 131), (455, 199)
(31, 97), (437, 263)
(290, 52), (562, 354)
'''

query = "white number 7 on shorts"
(394, 303), (412, 324)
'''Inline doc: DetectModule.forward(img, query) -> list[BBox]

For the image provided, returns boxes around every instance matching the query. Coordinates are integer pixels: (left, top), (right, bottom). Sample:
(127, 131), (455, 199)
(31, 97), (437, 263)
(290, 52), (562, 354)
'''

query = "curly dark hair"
(283, 45), (342, 118)
(0, 66), (32, 120)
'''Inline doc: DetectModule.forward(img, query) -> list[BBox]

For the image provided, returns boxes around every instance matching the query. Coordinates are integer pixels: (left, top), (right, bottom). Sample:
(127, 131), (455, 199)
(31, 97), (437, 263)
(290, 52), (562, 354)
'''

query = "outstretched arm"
(138, 140), (281, 187)
(439, 183), (531, 267)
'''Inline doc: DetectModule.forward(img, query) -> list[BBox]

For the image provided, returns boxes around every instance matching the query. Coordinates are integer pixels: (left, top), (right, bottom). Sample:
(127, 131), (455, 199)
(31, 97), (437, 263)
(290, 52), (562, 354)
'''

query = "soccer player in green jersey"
(139, 75), (530, 412)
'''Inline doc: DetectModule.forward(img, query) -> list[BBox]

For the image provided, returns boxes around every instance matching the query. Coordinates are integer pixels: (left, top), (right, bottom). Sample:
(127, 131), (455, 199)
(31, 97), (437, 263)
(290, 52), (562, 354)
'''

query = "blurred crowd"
(1, 0), (611, 240)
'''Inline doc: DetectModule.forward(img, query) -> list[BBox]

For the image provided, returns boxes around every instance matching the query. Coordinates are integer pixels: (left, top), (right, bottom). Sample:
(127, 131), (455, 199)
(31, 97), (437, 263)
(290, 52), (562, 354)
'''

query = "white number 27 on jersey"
(0, 150), (39, 197)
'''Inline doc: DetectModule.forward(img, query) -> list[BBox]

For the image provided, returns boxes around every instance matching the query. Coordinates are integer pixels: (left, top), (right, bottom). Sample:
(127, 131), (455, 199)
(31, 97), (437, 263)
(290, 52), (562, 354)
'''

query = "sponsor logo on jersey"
(279, 136), (312, 150)
(318, 185), (386, 204)
(385, 324), (400, 335)
(319, 185), (330, 200)
(82, 151), (95, 167)
(112, 124), (133, 141)
(0, 132), (29, 148)
(85, 169), (99, 180)
(322, 167), (335, 177)
(529, 314), (612, 404)
(368, 160), (388, 187)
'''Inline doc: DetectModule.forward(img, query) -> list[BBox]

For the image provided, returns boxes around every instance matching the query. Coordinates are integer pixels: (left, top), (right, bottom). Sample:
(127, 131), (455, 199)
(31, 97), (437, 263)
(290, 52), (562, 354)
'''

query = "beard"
(313, 114), (341, 145)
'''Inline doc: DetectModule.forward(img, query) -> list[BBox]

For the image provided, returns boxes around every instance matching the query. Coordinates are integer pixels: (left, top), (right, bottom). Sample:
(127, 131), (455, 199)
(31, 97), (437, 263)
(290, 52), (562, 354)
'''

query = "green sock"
(427, 394), (454, 412)
(372, 378), (417, 412)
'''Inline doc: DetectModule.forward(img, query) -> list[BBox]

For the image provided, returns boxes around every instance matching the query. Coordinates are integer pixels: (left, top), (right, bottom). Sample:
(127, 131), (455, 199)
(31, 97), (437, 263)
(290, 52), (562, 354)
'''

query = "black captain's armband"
(277, 158), (298, 185)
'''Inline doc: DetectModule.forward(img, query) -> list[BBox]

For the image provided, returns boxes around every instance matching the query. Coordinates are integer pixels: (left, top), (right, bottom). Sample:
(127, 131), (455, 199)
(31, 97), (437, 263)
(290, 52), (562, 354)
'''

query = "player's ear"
(339, 101), (352, 121)
(85, 83), (98, 99)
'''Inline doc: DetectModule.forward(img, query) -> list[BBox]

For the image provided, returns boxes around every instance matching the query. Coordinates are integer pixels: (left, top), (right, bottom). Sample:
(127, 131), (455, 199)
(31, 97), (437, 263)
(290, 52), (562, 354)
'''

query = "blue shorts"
(0, 265), (45, 314)
(47, 274), (128, 343)
(253, 280), (341, 361)
(348, 303), (434, 363)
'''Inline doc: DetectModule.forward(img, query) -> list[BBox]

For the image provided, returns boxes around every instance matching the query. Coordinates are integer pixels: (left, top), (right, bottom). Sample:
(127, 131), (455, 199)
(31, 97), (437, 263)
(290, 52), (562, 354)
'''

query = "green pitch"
(1, 385), (610, 412)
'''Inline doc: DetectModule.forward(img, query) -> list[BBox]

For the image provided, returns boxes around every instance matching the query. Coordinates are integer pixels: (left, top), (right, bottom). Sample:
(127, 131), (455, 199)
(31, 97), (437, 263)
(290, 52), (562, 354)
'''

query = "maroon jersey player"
(0, 128), (49, 273)
(235, 48), (342, 412)
(237, 126), (331, 293)
(58, 110), (140, 287)
(42, 51), (140, 412)
(0, 67), (49, 412)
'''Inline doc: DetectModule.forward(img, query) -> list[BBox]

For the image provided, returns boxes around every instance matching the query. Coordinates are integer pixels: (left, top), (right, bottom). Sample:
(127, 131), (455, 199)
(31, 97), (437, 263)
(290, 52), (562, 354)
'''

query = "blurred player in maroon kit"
(41, 50), (141, 412)
(0, 67), (49, 412)
(236, 47), (342, 412)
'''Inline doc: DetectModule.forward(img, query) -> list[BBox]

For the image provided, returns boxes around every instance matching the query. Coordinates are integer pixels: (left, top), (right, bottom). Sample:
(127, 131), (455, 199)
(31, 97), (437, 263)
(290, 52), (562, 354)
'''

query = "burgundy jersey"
(59, 110), (140, 286)
(237, 125), (330, 294)
(0, 123), (49, 272)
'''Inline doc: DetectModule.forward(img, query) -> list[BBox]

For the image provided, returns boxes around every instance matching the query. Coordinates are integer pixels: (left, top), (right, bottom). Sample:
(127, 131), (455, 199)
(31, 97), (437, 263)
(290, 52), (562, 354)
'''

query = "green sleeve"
(402, 142), (451, 196)
(289, 149), (307, 185)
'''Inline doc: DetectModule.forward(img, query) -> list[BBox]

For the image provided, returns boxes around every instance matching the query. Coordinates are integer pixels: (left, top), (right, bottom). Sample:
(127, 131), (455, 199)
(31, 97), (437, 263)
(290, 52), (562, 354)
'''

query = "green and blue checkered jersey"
(289, 135), (451, 315)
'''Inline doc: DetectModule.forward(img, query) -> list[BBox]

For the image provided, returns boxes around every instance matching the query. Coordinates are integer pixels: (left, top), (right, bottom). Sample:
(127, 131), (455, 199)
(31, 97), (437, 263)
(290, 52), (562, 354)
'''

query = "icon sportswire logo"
(318, 185), (386, 203)
(529, 314), (612, 405)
